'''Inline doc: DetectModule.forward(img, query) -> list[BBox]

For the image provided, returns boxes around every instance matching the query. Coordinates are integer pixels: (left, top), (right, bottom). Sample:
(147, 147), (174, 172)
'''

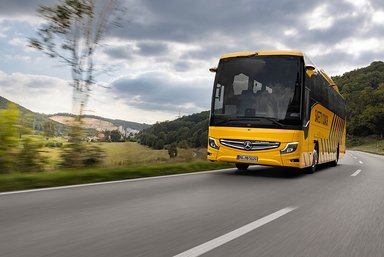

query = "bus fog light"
(281, 142), (298, 154)
(209, 137), (220, 150)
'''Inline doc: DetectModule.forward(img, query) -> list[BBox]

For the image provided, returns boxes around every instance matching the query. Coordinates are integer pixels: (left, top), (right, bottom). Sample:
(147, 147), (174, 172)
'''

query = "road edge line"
(0, 168), (235, 196)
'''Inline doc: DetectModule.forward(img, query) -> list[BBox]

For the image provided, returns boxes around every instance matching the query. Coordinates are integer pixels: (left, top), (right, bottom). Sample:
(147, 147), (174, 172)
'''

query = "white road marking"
(359, 161), (364, 164)
(0, 168), (235, 196)
(351, 169), (362, 177)
(173, 206), (297, 257)
(353, 156), (357, 159)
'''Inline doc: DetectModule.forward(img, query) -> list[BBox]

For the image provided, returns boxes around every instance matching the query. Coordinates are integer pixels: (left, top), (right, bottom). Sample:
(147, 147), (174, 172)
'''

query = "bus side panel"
(309, 103), (346, 165)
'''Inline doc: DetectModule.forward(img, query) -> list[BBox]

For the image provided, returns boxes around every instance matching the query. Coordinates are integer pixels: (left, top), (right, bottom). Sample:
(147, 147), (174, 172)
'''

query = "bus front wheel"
(304, 148), (318, 174)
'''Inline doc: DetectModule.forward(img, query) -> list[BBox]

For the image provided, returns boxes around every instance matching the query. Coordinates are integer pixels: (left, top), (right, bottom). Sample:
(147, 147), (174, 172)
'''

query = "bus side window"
(303, 87), (310, 127)
(214, 84), (225, 112)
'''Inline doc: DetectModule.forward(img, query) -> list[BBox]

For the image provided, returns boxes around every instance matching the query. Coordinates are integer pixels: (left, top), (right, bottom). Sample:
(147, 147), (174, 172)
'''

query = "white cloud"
(372, 10), (384, 24)
(307, 4), (334, 30)
(0, 71), (72, 114)
(1, 0), (384, 122)
(334, 37), (384, 57)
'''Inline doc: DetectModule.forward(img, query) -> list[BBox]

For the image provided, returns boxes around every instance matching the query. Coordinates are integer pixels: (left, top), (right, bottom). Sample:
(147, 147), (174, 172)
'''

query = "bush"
(167, 143), (178, 158)
(45, 142), (63, 148)
(61, 143), (105, 168)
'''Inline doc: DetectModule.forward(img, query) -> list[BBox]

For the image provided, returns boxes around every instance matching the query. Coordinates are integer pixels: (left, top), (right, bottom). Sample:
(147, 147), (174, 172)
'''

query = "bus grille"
(219, 139), (280, 151)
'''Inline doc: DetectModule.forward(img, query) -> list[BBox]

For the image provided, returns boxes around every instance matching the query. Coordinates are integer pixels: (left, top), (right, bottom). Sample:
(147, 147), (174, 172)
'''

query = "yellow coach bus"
(207, 51), (346, 173)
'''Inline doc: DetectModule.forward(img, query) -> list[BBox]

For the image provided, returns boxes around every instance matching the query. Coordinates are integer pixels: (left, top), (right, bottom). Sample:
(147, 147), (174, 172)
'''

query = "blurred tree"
(0, 104), (46, 173)
(29, 0), (120, 116)
(29, 0), (121, 167)
(43, 120), (56, 138)
(0, 104), (20, 173)
(17, 136), (47, 172)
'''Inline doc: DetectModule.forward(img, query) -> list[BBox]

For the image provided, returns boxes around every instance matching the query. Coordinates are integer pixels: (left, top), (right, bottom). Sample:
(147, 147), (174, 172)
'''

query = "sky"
(0, 0), (383, 124)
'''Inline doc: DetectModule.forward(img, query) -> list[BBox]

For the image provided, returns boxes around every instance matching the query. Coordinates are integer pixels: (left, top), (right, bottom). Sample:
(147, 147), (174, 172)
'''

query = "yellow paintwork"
(208, 103), (346, 168)
(208, 127), (305, 168)
(208, 51), (346, 169)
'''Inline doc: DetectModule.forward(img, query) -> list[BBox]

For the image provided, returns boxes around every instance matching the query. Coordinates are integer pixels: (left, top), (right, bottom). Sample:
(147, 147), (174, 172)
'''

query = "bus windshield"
(211, 55), (302, 128)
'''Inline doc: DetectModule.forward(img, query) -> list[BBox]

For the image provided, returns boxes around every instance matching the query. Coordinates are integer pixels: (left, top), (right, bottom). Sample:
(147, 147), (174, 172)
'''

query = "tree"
(43, 120), (56, 138)
(29, 0), (120, 117)
(110, 129), (122, 142)
(167, 143), (178, 158)
(0, 104), (20, 172)
(29, 0), (120, 167)
(0, 104), (46, 173)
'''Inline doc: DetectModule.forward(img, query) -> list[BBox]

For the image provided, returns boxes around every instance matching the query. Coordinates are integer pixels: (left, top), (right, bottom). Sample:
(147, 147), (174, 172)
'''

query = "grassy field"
(41, 141), (209, 169)
(100, 142), (207, 166)
(4, 137), (382, 193)
(0, 141), (232, 192)
(348, 136), (384, 155)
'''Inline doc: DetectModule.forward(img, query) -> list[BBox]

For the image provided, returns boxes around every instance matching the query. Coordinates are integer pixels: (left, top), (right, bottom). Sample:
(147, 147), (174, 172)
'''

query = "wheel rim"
(312, 149), (318, 168)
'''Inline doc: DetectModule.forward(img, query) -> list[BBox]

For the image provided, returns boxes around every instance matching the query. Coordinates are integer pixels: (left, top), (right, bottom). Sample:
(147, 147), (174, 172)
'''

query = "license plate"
(237, 155), (258, 162)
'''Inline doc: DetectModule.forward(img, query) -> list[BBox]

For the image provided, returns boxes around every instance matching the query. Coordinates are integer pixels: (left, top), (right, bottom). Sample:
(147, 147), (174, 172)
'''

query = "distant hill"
(137, 111), (209, 149)
(49, 113), (150, 135)
(333, 61), (384, 136)
(0, 96), (69, 136)
(1, 96), (149, 136)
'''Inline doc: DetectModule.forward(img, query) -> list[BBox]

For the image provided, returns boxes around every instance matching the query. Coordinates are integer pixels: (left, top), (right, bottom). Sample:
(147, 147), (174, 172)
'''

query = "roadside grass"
(100, 142), (208, 166)
(100, 142), (170, 166)
(348, 136), (384, 155)
(0, 161), (233, 192)
(40, 142), (208, 169)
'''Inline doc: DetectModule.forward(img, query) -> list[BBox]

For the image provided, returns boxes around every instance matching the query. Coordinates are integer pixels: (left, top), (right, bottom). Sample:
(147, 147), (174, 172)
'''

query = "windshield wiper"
(213, 118), (239, 126)
(253, 117), (285, 128)
(213, 116), (284, 128)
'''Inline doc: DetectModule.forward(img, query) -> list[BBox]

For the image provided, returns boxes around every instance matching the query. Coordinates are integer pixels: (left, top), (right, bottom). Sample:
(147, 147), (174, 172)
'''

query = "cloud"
(1, 0), (384, 123)
(0, 70), (72, 114)
(111, 71), (212, 113)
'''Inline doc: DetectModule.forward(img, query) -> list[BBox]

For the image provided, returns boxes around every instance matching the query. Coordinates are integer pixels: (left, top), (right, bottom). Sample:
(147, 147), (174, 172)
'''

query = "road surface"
(1, 150), (384, 257)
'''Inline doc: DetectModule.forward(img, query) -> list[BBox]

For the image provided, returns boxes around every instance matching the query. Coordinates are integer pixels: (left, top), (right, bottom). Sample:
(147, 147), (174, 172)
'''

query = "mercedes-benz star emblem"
(243, 141), (252, 151)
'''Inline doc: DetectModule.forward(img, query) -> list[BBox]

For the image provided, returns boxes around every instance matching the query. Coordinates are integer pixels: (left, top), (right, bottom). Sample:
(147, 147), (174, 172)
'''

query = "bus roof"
(219, 50), (343, 98)
(220, 51), (304, 59)
(220, 50), (341, 96)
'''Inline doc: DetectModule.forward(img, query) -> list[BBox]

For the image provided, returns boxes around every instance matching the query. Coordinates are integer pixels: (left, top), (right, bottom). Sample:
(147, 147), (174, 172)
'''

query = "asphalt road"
(1, 150), (384, 257)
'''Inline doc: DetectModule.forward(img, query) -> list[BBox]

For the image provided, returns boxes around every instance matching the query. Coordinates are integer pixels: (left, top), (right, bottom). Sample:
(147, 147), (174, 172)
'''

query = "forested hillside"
(333, 61), (384, 136)
(0, 96), (69, 136)
(137, 111), (209, 149)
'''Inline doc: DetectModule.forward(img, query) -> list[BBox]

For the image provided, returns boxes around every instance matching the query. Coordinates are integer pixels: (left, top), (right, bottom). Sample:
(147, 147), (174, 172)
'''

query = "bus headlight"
(281, 142), (298, 154)
(209, 137), (220, 150)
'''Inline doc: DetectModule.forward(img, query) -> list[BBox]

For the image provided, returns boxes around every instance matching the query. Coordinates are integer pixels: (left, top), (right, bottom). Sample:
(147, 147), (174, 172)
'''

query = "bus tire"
(330, 145), (339, 167)
(304, 147), (318, 174)
(236, 163), (249, 171)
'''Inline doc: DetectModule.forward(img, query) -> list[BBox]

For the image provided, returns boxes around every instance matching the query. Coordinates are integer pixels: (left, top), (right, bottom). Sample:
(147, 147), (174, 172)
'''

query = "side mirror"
(209, 67), (217, 73)
(305, 64), (316, 77)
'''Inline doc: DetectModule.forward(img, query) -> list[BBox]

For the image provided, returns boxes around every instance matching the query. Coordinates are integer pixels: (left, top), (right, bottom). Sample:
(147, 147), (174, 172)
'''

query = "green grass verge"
(0, 161), (233, 193)
(348, 137), (384, 155)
